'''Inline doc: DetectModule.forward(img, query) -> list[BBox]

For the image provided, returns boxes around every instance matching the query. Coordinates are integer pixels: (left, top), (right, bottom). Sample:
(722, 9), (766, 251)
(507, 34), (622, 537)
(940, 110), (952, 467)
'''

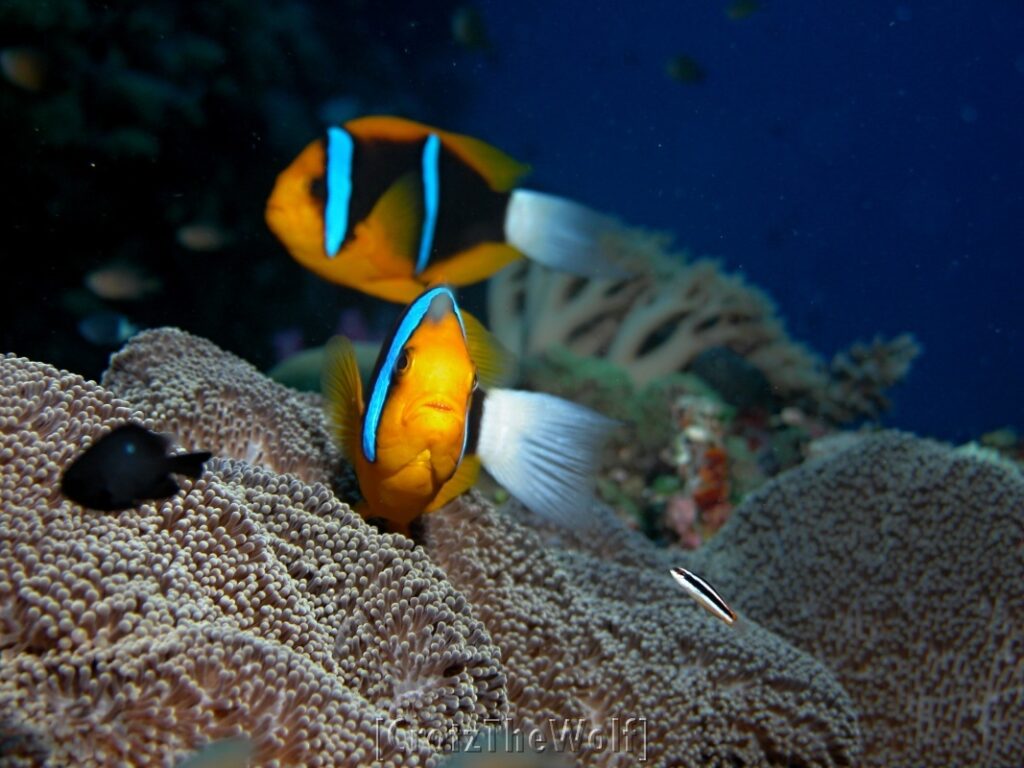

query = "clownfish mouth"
(409, 394), (463, 423)
(423, 400), (454, 412)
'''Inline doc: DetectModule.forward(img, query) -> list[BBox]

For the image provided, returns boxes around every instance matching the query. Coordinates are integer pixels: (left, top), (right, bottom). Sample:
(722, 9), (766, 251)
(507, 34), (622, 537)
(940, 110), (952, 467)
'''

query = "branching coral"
(688, 431), (1024, 767)
(488, 243), (919, 425)
(815, 334), (921, 424)
(422, 497), (862, 768)
(0, 353), (506, 766)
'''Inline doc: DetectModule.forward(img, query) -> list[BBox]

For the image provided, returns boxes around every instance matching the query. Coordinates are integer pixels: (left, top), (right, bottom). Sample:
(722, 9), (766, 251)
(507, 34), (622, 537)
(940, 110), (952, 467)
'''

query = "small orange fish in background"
(266, 116), (637, 305)
(323, 285), (617, 534)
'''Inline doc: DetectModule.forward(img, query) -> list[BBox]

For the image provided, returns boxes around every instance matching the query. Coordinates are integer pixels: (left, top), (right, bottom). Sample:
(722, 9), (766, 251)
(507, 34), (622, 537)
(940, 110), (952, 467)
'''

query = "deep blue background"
(441, 1), (1023, 441)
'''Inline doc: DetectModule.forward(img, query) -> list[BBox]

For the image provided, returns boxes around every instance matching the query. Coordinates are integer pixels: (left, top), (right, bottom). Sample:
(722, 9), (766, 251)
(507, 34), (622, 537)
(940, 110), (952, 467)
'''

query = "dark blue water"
(450, 1), (1024, 442)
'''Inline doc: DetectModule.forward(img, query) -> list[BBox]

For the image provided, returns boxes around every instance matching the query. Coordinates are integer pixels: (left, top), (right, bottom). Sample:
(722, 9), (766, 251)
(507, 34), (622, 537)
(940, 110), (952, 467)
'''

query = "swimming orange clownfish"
(323, 285), (617, 534)
(266, 116), (637, 305)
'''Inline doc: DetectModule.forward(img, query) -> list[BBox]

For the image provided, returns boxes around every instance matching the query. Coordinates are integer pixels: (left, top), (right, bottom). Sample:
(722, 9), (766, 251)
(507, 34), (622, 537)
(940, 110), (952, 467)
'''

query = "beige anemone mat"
(1, 328), (1020, 767)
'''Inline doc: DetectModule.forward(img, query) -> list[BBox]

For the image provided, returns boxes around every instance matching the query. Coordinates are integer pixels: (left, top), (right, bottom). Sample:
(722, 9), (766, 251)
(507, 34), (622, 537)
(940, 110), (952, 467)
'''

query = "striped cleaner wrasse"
(670, 566), (738, 626)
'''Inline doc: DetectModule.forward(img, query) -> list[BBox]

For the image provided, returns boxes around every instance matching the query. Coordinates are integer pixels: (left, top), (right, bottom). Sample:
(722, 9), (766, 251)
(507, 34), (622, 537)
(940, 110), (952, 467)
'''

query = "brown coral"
(689, 431), (1024, 767)
(817, 334), (922, 423)
(489, 249), (919, 424)
(422, 498), (862, 767)
(102, 327), (342, 486)
(489, 253), (825, 395)
(0, 353), (506, 766)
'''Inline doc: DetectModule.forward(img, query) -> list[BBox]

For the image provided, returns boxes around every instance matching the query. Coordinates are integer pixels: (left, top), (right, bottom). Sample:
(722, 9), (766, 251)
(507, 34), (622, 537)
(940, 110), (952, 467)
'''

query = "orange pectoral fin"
(425, 455), (482, 512)
(334, 172), (431, 302)
(364, 171), (423, 261)
(419, 242), (523, 289)
(321, 336), (364, 462)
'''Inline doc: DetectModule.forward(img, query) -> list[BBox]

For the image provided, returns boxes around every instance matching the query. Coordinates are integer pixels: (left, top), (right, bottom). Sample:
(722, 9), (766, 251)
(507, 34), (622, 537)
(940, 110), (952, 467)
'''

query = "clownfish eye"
(395, 349), (411, 374)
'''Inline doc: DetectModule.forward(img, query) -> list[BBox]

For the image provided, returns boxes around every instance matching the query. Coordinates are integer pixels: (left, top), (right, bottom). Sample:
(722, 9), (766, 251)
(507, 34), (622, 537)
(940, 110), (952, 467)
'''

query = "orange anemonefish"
(266, 115), (636, 304)
(323, 285), (617, 534)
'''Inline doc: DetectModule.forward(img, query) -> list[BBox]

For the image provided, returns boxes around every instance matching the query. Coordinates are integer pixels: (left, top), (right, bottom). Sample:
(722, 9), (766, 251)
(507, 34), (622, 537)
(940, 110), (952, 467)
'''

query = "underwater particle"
(666, 54), (707, 84)
(60, 423), (212, 511)
(726, 0), (760, 20)
(670, 566), (737, 625)
(85, 263), (162, 301)
(0, 46), (47, 92)
(451, 4), (491, 51)
(78, 310), (140, 346)
(175, 737), (253, 768)
(176, 222), (231, 251)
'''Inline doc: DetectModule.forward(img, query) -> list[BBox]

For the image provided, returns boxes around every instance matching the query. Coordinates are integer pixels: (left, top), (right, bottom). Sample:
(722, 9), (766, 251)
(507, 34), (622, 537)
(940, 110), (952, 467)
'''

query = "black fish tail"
(166, 451), (212, 478)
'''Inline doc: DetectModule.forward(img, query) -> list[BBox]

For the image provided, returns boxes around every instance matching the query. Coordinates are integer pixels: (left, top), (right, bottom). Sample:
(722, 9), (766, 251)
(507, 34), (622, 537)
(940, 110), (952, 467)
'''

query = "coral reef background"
(0, 2), (1020, 442)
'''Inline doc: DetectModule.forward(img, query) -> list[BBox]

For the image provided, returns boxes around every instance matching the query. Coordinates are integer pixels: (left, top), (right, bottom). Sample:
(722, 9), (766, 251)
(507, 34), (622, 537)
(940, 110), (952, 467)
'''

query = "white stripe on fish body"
(475, 388), (618, 528)
(670, 566), (737, 625)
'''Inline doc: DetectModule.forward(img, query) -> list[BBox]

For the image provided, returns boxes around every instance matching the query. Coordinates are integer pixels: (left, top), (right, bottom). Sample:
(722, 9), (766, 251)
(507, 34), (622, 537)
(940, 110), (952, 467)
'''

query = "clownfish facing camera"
(266, 116), (638, 305)
(323, 285), (617, 534)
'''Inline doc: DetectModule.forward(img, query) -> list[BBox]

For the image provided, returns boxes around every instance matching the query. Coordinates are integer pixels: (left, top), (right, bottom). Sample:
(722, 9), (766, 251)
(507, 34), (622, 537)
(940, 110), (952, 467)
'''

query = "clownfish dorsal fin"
(425, 455), (482, 512)
(322, 335), (365, 462)
(363, 171), (423, 264)
(461, 309), (518, 388)
(439, 131), (531, 192)
(346, 116), (531, 192)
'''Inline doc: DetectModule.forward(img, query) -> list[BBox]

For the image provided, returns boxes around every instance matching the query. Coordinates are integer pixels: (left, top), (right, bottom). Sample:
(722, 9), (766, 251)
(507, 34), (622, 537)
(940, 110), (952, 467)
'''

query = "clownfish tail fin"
(475, 388), (618, 528)
(504, 189), (638, 279)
